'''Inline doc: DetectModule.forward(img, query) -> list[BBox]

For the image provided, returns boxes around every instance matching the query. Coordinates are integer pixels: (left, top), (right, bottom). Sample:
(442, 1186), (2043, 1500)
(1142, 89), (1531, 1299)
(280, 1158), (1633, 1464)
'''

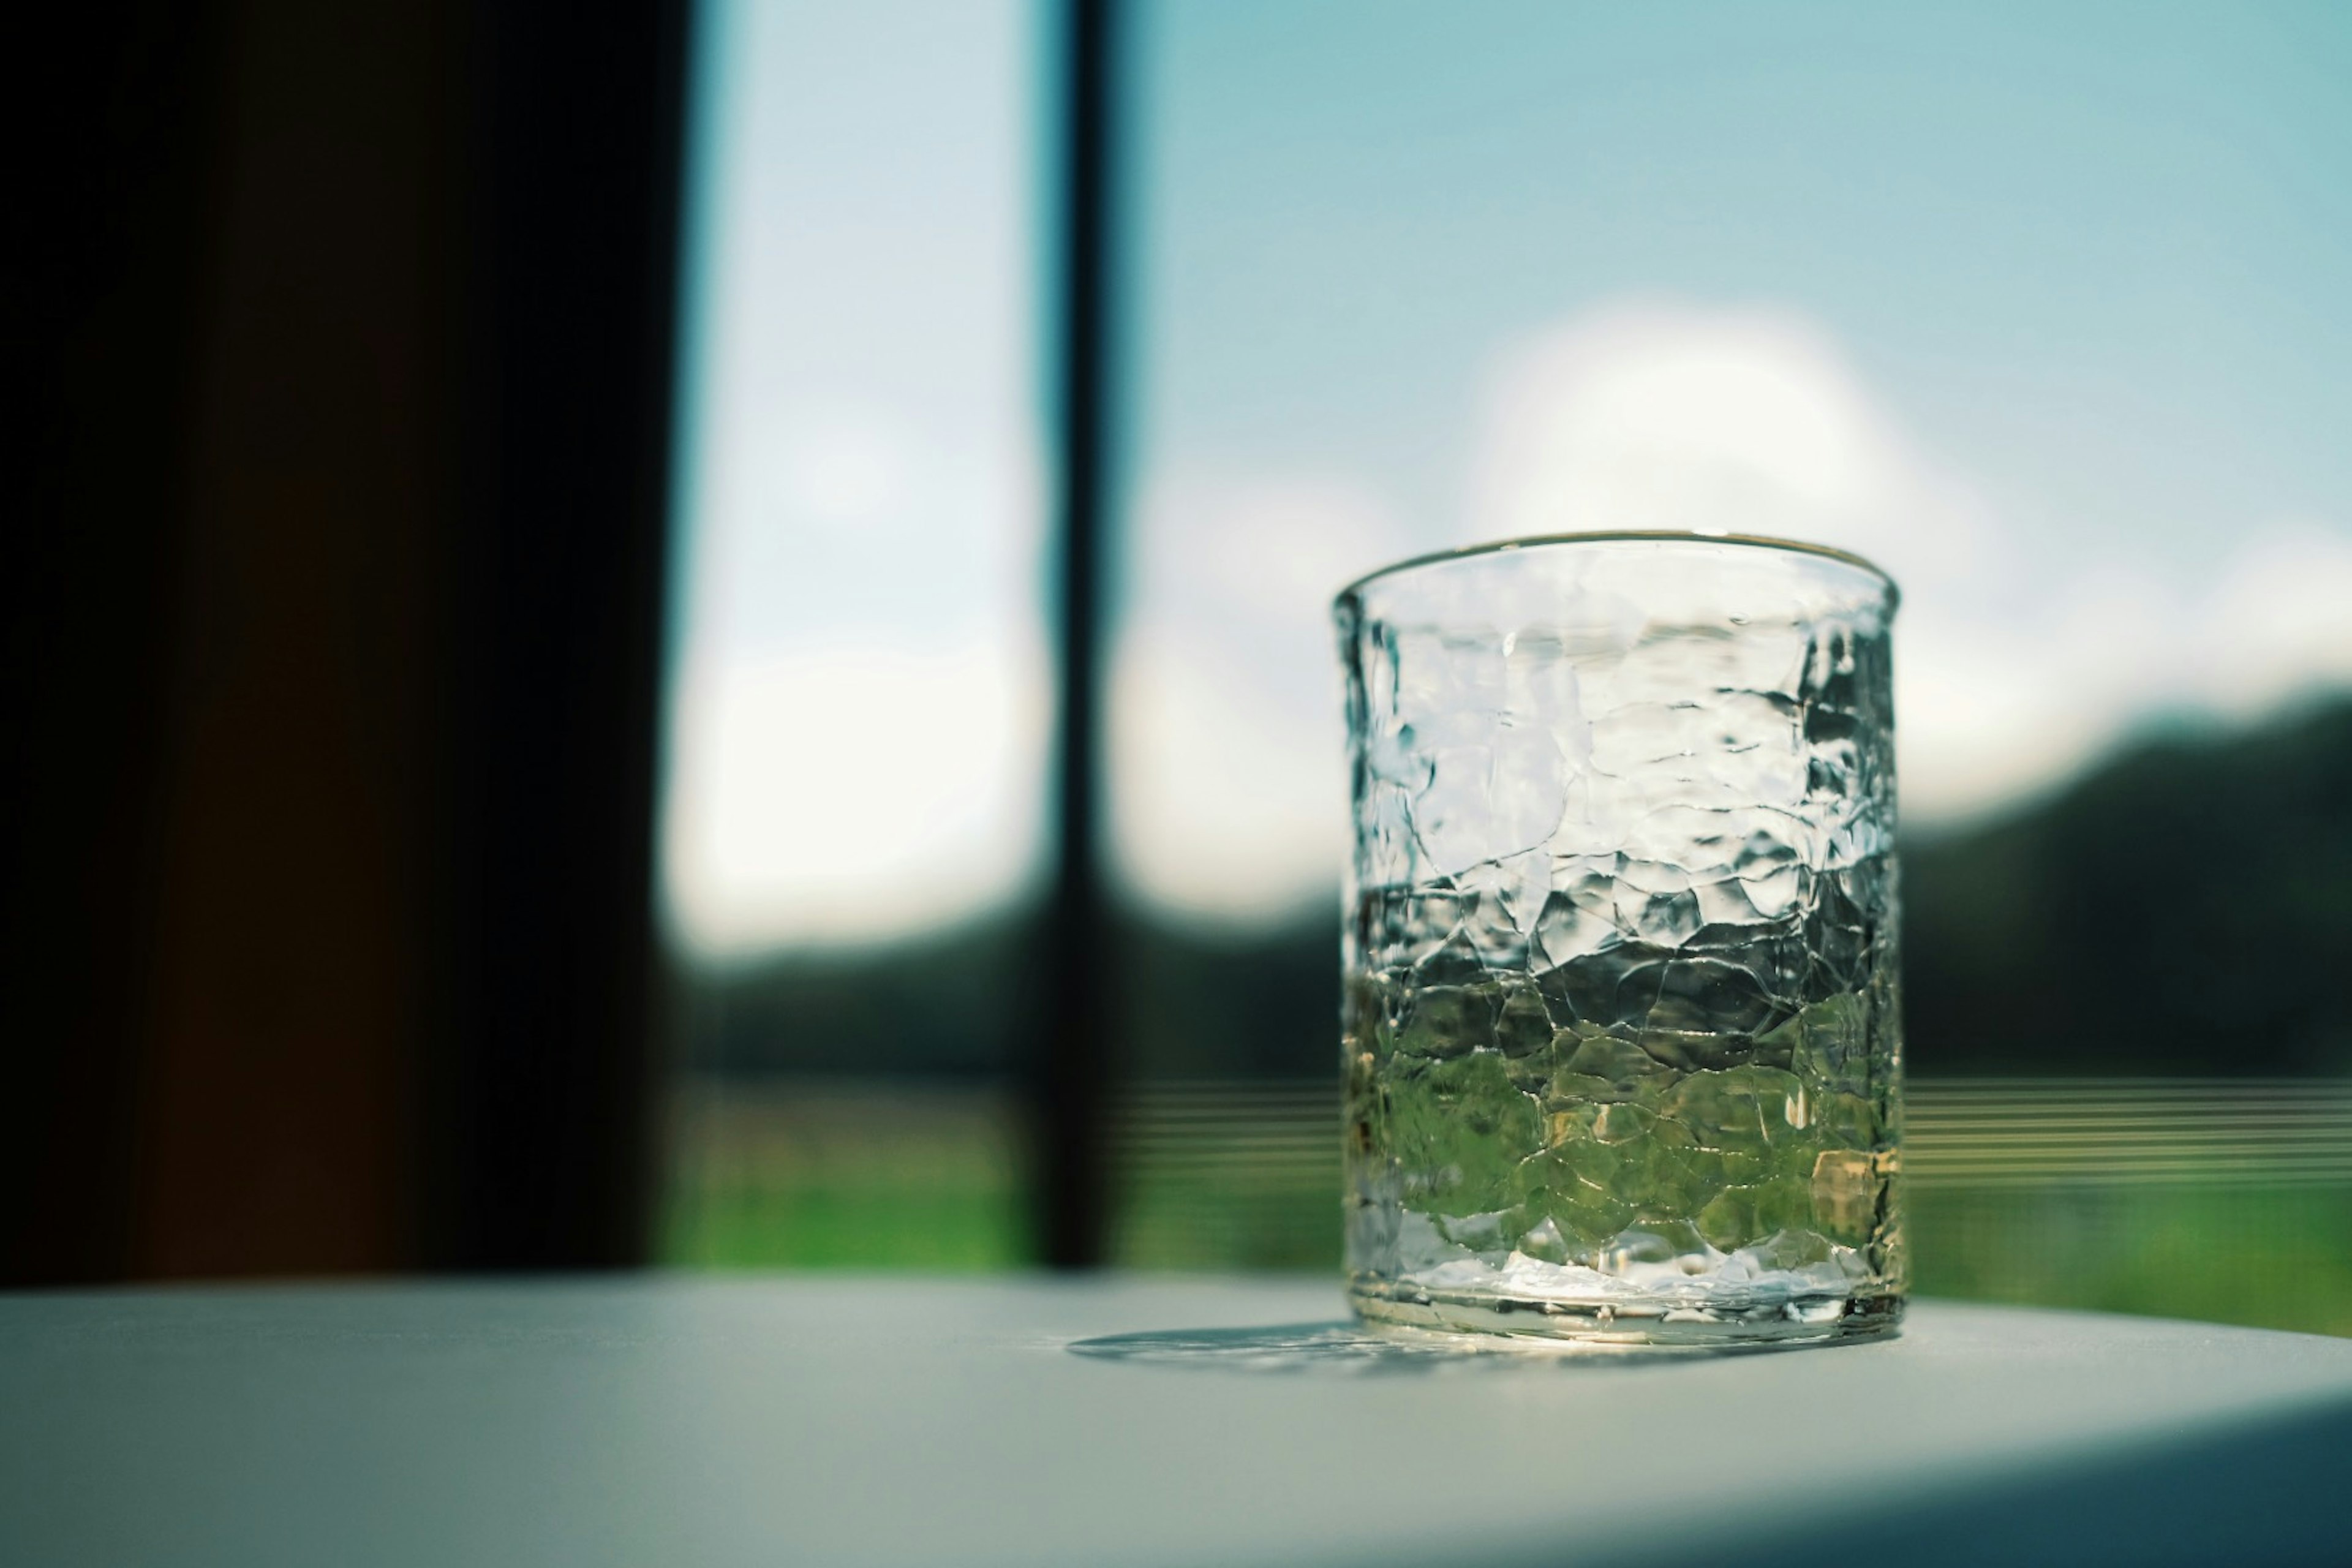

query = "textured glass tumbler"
(1336, 533), (1904, 1348)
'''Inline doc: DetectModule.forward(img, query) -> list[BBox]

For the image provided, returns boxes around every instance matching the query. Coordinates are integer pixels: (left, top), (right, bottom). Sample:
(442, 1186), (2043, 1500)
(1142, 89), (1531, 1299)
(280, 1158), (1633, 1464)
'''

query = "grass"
(661, 1077), (2352, 1338)
(662, 1079), (1027, 1270)
(1907, 1183), (2352, 1337)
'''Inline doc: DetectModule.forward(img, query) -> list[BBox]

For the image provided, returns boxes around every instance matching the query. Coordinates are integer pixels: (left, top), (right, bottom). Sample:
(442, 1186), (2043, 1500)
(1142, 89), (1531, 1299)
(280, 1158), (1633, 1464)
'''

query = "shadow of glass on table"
(1066, 1318), (1894, 1374)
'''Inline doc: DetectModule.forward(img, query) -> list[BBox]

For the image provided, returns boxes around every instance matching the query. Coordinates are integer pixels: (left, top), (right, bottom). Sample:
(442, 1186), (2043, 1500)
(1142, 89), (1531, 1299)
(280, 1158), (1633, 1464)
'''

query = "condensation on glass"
(1335, 533), (1904, 1347)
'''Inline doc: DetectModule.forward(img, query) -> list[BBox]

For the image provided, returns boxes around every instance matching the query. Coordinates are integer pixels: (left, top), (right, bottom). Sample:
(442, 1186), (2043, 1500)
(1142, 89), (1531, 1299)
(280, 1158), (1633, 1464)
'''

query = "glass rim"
(1333, 529), (1901, 612)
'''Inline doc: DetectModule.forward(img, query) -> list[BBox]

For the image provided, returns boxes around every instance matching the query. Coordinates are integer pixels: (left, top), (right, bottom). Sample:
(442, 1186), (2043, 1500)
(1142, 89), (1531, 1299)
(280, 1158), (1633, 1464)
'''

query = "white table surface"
(4, 1277), (2350, 1567)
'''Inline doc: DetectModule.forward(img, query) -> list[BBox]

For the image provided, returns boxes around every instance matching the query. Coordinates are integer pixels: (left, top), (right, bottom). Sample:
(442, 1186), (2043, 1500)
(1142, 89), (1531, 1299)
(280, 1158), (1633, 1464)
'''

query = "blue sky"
(1114, 0), (2352, 918)
(662, 0), (2352, 951)
(1131, 0), (2352, 569)
(661, 0), (1044, 953)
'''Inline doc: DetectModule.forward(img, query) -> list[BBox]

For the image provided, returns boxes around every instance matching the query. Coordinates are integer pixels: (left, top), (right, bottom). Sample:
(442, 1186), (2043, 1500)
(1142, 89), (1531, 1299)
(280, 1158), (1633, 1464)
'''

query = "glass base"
(1349, 1276), (1904, 1350)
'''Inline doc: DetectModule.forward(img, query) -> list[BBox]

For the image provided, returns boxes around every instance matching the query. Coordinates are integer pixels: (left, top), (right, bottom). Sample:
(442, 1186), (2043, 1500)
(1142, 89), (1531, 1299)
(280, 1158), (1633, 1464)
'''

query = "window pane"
(1106, 0), (2352, 1308)
(660, 0), (1044, 1267)
(1116, 0), (2352, 905)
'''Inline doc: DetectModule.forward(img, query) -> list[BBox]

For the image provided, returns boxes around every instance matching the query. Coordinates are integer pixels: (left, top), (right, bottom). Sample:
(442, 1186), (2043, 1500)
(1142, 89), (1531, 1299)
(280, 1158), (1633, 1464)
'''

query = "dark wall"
(8, 4), (227, 1284)
(4, 0), (687, 1283)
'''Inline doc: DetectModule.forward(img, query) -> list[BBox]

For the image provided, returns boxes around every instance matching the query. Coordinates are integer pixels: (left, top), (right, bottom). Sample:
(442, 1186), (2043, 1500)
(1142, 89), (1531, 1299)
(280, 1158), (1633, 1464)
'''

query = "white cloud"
(652, 0), (1047, 961)
(1471, 300), (2005, 595)
(1108, 628), (1344, 925)
(1891, 522), (2352, 820)
(765, 402), (916, 532)
(662, 639), (1047, 956)
(1106, 475), (1406, 922)
(1110, 296), (2352, 921)
(2188, 521), (2352, 714)
(1474, 300), (2352, 827)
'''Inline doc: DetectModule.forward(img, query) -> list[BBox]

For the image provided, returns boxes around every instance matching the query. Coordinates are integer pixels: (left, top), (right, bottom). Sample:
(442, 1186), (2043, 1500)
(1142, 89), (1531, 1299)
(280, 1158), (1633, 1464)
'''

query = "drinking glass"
(1336, 533), (1903, 1346)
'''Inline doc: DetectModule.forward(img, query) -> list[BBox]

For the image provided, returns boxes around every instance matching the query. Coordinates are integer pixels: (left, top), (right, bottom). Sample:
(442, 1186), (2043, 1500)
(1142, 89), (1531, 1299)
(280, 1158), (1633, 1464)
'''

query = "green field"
(663, 1078), (2352, 1339)
(1905, 1183), (2352, 1337)
(663, 1081), (1028, 1270)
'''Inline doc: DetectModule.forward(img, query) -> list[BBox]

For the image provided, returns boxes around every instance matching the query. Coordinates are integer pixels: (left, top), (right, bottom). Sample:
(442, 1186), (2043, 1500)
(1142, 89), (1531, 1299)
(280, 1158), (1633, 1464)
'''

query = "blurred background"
(13, 0), (2351, 1335)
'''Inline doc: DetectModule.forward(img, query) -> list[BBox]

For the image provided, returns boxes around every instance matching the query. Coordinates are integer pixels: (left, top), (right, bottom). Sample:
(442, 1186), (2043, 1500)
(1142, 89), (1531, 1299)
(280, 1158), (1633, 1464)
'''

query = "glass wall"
(1103, 0), (2352, 1316)
(659, 0), (2352, 1329)
(1114, 0), (2352, 914)
(660, 0), (1046, 1267)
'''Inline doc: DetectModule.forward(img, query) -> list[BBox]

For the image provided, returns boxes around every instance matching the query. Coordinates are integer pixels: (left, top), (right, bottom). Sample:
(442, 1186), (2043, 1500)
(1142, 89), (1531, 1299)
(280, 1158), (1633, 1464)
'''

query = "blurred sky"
(663, 0), (2352, 956)
(661, 0), (1045, 957)
(1115, 0), (2352, 922)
